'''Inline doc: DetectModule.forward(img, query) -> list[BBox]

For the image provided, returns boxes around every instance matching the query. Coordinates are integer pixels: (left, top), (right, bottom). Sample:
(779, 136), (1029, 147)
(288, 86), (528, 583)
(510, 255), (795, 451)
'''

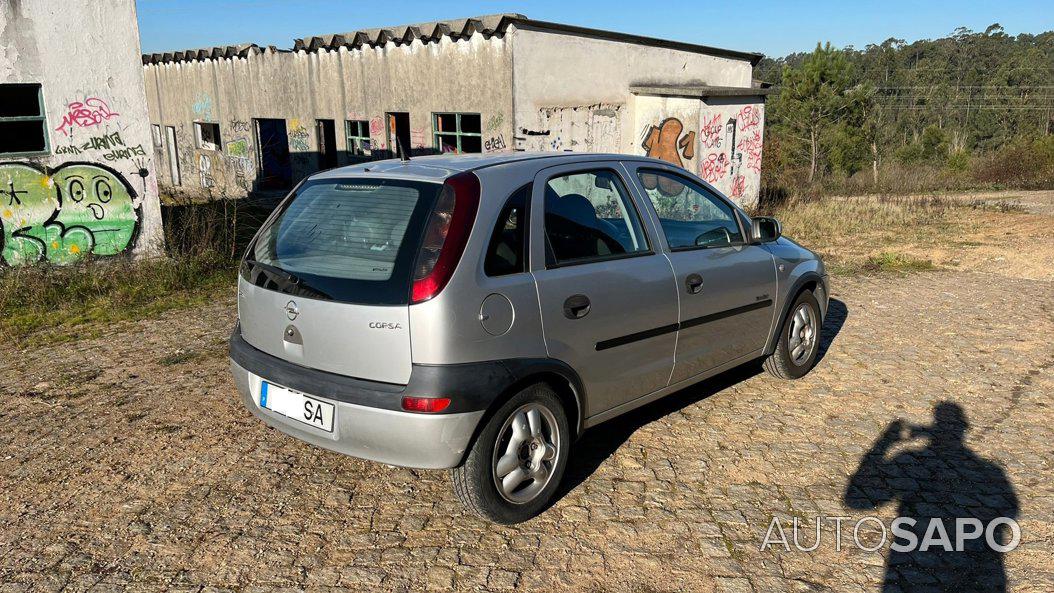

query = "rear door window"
(543, 170), (649, 266)
(246, 178), (440, 304)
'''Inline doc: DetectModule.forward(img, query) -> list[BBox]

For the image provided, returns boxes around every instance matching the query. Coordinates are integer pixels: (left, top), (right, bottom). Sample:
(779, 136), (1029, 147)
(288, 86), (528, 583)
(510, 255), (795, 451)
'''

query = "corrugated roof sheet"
(142, 14), (762, 66)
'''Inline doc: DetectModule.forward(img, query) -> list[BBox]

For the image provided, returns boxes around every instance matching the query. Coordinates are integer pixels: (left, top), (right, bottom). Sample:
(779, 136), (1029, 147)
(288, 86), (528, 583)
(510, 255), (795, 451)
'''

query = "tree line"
(757, 24), (1054, 195)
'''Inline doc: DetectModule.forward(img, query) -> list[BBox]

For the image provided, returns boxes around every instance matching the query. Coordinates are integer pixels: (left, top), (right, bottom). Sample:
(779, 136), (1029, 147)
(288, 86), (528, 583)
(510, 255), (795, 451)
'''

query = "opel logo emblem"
(284, 300), (299, 321)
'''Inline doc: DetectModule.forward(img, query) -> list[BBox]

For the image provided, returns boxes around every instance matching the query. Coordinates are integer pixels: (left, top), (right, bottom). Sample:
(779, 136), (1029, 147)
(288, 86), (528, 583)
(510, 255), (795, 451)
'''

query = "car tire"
(451, 383), (570, 524)
(764, 290), (822, 380)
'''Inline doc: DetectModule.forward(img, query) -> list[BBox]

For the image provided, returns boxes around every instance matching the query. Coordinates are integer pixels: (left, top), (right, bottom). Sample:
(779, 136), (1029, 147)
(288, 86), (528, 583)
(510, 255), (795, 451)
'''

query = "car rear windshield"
(244, 177), (441, 305)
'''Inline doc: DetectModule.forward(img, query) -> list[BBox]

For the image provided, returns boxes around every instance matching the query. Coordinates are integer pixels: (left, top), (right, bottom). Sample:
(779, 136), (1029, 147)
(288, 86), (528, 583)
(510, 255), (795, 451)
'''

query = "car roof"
(310, 152), (669, 182)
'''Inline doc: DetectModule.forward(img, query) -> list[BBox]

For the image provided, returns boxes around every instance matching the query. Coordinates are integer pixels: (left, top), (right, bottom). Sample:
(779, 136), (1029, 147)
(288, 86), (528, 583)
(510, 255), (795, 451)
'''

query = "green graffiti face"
(0, 162), (139, 266)
(51, 165), (138, 262)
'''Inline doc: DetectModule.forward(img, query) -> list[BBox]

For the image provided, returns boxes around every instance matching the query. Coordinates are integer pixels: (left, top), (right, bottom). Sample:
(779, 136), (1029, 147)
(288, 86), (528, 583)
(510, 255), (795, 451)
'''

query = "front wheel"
(450, 383), (570, 524)
(764, 290), (822, 380)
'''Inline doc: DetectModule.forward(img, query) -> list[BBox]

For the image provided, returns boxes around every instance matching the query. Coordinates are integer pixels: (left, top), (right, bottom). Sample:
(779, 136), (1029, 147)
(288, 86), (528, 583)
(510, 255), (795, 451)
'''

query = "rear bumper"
(230, 358), (484, 469)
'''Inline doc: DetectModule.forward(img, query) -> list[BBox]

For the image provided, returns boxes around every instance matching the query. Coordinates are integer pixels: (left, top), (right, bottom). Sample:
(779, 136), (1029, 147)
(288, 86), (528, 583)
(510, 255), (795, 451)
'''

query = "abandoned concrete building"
(143, 14), (770, 206)
(1, 0), (163, 267)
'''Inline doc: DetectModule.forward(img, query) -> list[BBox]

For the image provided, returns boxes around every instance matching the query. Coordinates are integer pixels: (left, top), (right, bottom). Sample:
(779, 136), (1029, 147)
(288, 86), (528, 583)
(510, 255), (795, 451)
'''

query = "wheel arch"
(455, 359), (585, 467)
(764, 272), (825, 356)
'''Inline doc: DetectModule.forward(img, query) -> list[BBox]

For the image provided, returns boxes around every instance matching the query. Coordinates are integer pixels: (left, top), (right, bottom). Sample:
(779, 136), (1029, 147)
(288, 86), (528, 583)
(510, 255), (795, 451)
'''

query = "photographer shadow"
(845, 402), (1019, 592)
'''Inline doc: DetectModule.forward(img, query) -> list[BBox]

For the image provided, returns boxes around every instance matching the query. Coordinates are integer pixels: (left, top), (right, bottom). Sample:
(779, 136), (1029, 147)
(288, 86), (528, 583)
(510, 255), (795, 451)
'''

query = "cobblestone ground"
(1, 268), (1052, 592)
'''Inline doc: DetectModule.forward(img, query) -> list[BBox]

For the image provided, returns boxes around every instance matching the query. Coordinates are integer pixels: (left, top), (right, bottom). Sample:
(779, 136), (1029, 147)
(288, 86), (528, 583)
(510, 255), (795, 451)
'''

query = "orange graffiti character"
(641, 118), (697, 196)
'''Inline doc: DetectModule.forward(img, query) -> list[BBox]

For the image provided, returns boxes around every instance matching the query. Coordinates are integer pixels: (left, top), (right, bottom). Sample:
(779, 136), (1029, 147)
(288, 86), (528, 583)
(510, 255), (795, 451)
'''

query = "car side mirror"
(752, 216), (782, 243)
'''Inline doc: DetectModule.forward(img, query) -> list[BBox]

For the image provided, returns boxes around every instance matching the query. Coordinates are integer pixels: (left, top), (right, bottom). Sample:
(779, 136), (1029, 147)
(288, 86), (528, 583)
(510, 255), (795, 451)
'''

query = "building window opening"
(194, 122), (221, 151)
(346, 120), (371, 156)
(0, 83), (49, 156)
(433, 112), (481, 154)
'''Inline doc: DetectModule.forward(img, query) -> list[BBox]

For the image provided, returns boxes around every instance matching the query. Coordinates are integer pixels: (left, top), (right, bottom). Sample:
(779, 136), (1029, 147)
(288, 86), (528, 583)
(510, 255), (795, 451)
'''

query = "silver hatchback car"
(230, 152), (828, 523)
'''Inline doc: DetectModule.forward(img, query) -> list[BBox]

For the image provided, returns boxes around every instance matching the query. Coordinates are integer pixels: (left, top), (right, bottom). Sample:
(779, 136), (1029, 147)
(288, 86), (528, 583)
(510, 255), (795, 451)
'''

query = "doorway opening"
(254, 118), (292, 190)
(316, 119), (338, 170)
(386, 112), (411, 159)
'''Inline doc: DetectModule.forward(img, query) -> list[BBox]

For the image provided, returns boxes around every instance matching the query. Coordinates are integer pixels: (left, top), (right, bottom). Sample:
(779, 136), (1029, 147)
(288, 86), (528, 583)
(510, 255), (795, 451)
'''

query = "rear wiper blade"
(244, 259), (332, 300)
(246, 259), (301, 284)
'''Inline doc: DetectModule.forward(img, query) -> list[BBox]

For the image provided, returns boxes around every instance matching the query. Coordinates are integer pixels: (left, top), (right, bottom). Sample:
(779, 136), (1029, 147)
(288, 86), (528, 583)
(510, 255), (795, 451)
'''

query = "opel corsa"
(230, 153), (828, 523)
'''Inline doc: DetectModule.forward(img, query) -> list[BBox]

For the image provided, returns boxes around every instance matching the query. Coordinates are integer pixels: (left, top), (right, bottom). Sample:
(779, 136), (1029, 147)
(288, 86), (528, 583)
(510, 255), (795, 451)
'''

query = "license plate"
(259, 381), (335, 433)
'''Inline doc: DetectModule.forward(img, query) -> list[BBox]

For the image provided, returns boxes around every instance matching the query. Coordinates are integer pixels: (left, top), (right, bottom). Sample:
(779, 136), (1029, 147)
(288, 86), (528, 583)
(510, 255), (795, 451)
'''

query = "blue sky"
(137, 0), (1054, 58)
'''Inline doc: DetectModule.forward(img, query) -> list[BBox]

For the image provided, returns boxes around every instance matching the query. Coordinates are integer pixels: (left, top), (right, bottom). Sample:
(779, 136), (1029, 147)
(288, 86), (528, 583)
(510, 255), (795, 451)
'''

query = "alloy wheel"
(492, 403), (561, 504)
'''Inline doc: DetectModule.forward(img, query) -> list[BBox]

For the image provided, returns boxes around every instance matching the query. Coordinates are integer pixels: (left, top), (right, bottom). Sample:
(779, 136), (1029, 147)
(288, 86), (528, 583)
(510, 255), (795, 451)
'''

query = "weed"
(0, 254), (236, 346)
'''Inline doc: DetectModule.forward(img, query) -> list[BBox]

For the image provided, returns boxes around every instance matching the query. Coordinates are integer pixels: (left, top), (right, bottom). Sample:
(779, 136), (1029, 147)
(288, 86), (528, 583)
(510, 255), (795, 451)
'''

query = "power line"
(873, 106), (1054, 110)
(874, 86), (1054, 90)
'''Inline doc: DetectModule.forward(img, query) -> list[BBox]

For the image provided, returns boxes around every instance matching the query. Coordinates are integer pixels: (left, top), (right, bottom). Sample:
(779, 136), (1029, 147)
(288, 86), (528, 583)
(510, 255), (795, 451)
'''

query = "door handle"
(685, 273), (704, 294)
(563, 294), (591, 319)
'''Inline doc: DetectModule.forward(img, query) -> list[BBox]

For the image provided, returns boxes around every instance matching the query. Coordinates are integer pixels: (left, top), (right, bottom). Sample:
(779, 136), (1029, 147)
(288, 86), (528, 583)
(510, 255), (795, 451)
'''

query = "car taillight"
(401, 396), (452, 413)
(410, 171), (480, 303)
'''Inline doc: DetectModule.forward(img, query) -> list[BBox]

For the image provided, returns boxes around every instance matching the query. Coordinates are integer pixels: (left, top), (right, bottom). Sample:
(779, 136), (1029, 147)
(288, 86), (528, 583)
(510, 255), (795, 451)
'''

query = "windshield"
(245, 177), (441, 305)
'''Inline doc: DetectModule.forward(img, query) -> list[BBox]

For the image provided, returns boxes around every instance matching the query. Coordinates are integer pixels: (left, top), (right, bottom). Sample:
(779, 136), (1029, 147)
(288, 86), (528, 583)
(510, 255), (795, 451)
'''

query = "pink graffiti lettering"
(700, 114), (723, 149)
(737, 130), (763, 174)
(369, 116), (384, 137)
(737, 105), (761, 132)
(730, 175), (747, 198)
(54, 98), (120, 136)
(700, 152), (730, 183)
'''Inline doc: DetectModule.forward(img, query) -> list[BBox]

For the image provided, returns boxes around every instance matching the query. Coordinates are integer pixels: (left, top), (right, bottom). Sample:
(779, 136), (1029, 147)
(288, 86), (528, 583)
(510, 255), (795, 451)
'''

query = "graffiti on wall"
(698, 104), (765, 201)
(486, 113), (504, 132)
(0, 162), (139, 266)
(410, 128), (427, 149)
(515, 104), (622, 154)
(288, 119), (310, 152)
(700, 114), (724, 150)
(54, 98), (120, 137)
(736, 105), (761, 132)
(368, 116), (385, 149)
(198, 154), (215, 188)
(55, 131), (147, 163)
(641, 118), (696, 167)
(225, 138), (254, 190)
(737, 130), (764, 174)
(641, 118), (697, 196)
(484, 134), (508, 152)
(700, 152), (731, 183)
(192, 92), (214, 122)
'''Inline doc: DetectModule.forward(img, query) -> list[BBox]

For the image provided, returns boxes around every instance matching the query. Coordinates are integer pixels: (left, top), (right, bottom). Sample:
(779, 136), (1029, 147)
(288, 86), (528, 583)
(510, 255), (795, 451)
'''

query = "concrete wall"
(508, 25), (764, 206)
(0, 0), (162, 266)
(145, 33), (514, 200)
(143, 21), (765, 205)
(509, 25), (753, 153)
(632, 95), (766, 206)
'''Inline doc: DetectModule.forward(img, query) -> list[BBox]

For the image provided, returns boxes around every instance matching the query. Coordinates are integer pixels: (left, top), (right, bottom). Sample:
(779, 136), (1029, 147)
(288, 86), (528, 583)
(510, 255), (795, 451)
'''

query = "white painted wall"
(509, 25), (754, 155)
(632, 94), (766, 206)
(508, 25), (765, 206)
(0, 0), (162, 265)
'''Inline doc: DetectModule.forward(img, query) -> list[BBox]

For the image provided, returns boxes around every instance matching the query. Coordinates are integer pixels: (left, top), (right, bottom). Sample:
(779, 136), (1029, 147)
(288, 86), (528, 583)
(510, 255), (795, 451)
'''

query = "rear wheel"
(451, 383), (570, 524)
(764, 290), (821, 380)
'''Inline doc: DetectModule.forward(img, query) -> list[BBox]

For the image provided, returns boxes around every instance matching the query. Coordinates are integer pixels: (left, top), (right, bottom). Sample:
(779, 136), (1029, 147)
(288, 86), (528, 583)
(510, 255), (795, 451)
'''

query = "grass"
(0, 253), (237, 347)
(1, 188), (1040, 345)
(753, 194), (1016, 276)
